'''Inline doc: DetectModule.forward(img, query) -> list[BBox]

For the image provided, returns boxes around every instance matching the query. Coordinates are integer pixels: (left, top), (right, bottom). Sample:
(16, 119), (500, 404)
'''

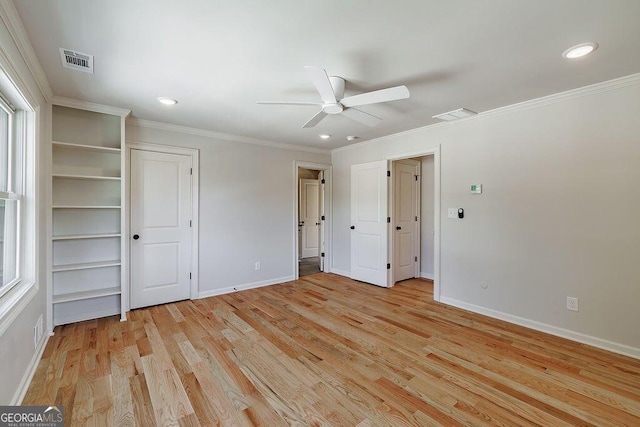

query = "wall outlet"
(254, 261), (261, 271)
(566, 296), (579, 312)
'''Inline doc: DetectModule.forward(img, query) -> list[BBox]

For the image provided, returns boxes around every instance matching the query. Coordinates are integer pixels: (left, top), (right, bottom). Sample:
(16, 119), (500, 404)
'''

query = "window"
(0, 96), (21, 298)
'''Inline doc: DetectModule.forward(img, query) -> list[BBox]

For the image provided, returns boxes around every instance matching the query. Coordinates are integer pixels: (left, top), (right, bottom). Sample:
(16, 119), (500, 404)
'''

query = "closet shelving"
(50, 98), (130, 327)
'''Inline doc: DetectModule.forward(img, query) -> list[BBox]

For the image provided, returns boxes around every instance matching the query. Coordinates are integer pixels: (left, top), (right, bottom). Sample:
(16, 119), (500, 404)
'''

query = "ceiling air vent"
(59, 48), (94, 74)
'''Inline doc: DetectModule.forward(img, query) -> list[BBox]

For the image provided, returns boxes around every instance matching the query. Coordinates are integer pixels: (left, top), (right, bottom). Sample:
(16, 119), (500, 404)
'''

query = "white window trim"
(0, 72), (38, 336)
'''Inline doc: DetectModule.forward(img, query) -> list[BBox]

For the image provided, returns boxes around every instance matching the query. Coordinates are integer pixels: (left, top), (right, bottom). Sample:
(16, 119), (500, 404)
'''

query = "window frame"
(0, 96), (22, 299)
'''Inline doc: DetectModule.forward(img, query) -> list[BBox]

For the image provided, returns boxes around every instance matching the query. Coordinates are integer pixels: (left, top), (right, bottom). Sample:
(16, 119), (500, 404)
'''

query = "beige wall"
(331, 75), (640, 357)
(420, 156), (435, 278)
(126, 124), (330, 296)
(298, 168), (319, 180)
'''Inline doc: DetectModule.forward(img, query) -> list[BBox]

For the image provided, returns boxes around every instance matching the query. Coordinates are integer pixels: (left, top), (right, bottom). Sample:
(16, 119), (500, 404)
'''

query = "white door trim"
(293, 161), (332, 280)
(126, 141), (200, 302)
(387, 146), (441, 301)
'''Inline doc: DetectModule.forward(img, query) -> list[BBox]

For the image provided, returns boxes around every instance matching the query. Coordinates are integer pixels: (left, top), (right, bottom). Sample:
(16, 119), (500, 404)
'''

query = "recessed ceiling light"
(346, 136), (358, 141)
(562, 42), (598, 59)
(432, 108), (477, 121)
(157, 97), (178, 105)
(319, 134), (331, 139)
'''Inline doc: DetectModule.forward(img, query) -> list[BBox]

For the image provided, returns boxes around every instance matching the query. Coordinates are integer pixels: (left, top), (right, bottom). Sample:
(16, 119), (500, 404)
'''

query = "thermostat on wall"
(470, 184), (482, 194)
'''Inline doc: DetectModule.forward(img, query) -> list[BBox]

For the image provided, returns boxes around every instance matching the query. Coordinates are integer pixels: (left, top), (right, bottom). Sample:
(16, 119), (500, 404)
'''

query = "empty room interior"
(1, 0), (639, 425)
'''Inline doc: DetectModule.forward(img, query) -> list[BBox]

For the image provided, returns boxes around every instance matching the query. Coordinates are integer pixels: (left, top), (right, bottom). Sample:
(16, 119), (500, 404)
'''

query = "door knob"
(396, 226), (402, 230)
(133, 234), (140, 240)
(350, 226), (355, 230)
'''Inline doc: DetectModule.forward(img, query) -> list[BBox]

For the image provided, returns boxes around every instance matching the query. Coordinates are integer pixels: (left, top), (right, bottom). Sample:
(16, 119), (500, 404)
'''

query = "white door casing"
(350, 160), (389, 287)
(130, 149), (192, 309)
(300, 178), (320, 259)
(393, 159), (420, 282)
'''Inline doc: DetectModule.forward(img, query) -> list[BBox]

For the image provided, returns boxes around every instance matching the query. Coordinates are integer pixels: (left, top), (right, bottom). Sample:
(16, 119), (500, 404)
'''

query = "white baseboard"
(439, 296), (640, 360)
(13, 332), (50, 404)
(198, 275), (295, 299)
(330, 268), (350, 278)
(420, 272), (434, 280)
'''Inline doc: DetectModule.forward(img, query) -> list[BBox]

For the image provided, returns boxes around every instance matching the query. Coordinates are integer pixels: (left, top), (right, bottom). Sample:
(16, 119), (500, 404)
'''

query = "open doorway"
(389, 154), (436, 285)
(298, 167), (321, 277)
(294, 162), (332, 279)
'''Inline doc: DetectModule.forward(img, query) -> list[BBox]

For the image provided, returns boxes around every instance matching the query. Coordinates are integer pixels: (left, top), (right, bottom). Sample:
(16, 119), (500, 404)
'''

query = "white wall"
(0, 2), (49, 403)
(420, 156), (434, 278)
(331, 75), (640, 357)
(126, 124), (330, 296)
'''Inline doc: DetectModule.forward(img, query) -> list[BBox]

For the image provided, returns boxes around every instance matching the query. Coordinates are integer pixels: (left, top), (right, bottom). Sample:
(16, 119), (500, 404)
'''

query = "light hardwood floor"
(24, 274), (640, 426)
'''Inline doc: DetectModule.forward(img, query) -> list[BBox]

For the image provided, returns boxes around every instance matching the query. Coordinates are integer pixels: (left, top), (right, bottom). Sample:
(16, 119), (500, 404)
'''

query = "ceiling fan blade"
(256, 101), (322, 106)
(302, 110), (328, 128)
(342, 107), (382, 127)
(304, 66), (337, 104)
(340, 85), (410, 108)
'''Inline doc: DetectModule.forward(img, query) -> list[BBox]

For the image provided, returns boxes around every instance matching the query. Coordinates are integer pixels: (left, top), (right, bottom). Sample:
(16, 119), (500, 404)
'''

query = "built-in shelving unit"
(50, 99), (130, 327)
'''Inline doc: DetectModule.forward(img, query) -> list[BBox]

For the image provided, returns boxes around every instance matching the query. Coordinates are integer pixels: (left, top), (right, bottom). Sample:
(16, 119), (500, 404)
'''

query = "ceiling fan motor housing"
(321, 76), (346, 114)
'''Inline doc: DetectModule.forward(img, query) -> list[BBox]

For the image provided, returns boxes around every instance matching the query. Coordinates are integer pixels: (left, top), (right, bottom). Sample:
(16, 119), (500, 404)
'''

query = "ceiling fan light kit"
(257, 66), (410, 129)
(432, 108), (477, 121)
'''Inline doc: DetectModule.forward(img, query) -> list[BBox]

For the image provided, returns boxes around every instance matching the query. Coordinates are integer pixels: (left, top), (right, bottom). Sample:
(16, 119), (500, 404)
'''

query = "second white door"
(300, 178), (320, 258)
(393, 159), (420, 282)
(130, 149), (192, 309)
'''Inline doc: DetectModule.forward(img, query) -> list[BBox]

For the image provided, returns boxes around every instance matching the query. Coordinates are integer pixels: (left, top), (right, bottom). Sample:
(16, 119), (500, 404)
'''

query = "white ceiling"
(12, 0), (640, 150)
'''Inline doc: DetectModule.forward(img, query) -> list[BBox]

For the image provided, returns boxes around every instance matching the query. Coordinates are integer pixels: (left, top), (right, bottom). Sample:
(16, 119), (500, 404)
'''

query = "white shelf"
(52, 260), (121, 272)
(53, 141), (121, 153)
(53, 205), (122, 209)
(53, 287), (121, 303)
(53, 173), (121, 181)
(51, 102), (128, 327)
(52, 233), (121, 241)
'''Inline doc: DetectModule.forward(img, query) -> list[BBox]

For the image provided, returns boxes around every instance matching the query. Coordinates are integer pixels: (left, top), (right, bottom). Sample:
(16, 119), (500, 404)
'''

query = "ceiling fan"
(257, 66), (410, 128)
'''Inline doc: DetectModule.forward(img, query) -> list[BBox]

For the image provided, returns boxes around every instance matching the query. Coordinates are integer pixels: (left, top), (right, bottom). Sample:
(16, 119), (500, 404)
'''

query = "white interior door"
(394, 160), (420, 282)
(318, 171), (325, 271)
(350, 160), (389, 287)
(130, 149), (192, 309)
(300, 179), (320, 259)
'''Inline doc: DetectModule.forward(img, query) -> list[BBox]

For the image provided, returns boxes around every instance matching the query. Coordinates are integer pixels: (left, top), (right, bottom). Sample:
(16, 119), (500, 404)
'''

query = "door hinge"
(387, 217), (391, 223)
(415, 216), (418, 221)
(415, 174), (419, 181)
(190, 168), (193, 175)
(387, 171), (391, 177)
(321, 252), (325, 257)
(415, 256), (418, 262)
(321, 215), (325, 220)
(189, 272), (192, 279)
(387, 263), (391, 269)
(321, 178), (325, 184)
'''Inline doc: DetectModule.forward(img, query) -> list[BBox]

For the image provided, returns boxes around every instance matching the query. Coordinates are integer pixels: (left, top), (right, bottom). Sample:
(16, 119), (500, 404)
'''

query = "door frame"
(387, 146), (441, 301)
(293, 161), (332, 280)
(126, 141), (200, 306)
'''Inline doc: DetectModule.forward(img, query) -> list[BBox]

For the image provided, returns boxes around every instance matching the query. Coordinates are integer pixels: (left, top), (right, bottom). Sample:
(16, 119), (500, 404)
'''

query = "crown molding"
(52, 96), (130, 117)
(0, 0), (53, 102)
(127, 118), (331, 155)
(332, 72), (640, 155)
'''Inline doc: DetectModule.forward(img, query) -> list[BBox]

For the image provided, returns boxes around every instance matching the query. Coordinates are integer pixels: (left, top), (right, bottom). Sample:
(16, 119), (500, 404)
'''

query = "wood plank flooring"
(24, 274), (640, 426)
